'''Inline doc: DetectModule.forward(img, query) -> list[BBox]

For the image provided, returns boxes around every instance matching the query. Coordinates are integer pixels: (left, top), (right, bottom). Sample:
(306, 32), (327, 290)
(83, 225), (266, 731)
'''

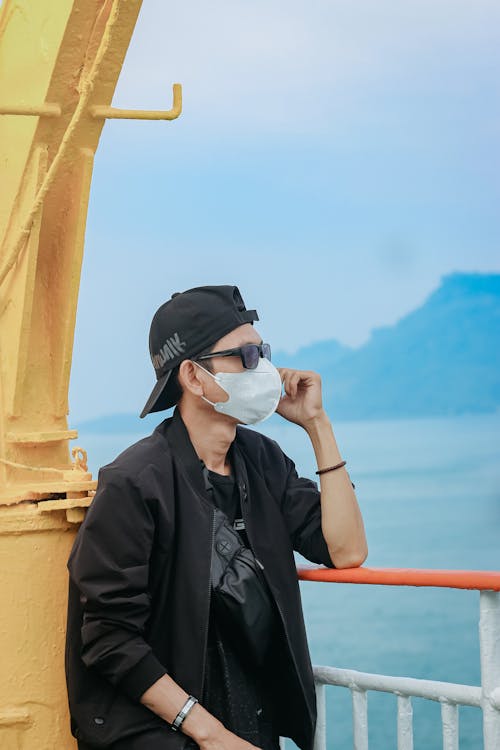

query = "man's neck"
(178, 402), (236, 475)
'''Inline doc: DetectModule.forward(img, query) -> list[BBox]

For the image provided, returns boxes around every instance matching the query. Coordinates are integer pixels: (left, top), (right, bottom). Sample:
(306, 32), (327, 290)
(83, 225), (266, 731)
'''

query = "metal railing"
(294, 567), (500, 750)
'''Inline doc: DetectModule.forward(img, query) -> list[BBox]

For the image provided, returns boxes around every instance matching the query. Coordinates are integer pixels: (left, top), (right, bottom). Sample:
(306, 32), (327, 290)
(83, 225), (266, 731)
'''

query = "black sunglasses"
(194, 342), (272, 370)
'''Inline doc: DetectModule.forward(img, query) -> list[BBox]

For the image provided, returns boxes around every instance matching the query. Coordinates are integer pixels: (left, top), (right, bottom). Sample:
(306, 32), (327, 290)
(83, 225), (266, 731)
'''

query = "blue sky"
(69, 0), (500, 421)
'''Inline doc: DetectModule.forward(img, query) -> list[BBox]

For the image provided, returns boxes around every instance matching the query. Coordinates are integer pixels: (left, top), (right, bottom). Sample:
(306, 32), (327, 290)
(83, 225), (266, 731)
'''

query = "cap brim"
(139, 369), (175, 419)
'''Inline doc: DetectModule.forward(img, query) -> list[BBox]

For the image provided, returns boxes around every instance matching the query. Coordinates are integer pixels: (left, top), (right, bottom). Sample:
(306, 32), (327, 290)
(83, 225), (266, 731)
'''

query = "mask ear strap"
(193, 360), (218, 407)
(193, 360), (215, 378)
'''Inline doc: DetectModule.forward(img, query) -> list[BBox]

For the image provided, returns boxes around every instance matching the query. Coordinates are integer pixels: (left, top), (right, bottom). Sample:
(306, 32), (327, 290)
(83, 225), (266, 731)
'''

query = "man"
(65, 285), (367, 750)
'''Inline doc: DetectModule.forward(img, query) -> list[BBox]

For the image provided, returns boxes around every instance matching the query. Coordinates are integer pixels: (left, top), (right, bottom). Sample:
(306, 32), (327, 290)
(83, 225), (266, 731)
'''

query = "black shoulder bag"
(203, 468), (276, 667)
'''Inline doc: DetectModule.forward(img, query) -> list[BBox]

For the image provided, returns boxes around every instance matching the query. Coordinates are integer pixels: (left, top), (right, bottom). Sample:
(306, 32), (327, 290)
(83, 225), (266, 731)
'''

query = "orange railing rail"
(297, 566), (500, 591)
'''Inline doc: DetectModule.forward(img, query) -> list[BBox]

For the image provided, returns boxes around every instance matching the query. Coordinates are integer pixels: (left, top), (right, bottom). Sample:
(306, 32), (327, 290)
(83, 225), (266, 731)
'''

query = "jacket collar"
(159, 406), (250, 505)
(159, 406), (206, 499)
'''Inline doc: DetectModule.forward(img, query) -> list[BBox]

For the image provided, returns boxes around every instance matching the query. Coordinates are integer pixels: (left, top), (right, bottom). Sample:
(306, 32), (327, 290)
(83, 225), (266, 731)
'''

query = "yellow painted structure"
(0, 2), (182, 747)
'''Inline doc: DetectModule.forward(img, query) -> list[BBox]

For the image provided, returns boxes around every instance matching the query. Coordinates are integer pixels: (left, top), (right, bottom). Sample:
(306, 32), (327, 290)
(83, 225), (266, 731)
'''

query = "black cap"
(140, 285), (259, 418)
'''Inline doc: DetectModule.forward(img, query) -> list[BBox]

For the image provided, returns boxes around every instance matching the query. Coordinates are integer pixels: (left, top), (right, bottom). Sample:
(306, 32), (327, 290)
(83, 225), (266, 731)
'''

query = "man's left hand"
(276, 368), (326, 428)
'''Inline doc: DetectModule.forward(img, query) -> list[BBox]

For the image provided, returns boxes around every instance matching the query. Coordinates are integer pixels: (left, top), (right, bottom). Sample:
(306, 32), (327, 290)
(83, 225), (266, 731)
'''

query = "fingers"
(287, 372), (302, 399)
(277, 368), (320, 399)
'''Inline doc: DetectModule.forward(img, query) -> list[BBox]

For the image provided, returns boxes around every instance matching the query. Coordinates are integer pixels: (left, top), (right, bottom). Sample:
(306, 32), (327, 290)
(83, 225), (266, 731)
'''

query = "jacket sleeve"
(280, 451), (336, 568)
(66, 466), (168, 703)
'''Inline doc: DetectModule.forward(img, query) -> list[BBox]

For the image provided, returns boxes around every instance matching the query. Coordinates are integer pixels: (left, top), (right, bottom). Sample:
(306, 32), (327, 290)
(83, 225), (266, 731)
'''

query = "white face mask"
(194, 357), (283, 425)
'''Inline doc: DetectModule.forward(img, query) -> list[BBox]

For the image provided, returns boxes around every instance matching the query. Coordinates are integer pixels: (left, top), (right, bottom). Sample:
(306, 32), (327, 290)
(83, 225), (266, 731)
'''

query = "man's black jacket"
(65, 407), (336, 750)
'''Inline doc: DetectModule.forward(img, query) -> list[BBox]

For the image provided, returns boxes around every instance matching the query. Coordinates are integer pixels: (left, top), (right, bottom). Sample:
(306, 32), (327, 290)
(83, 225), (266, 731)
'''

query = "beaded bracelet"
(316, 460), (356, 488)
(315, 460), (346, 475)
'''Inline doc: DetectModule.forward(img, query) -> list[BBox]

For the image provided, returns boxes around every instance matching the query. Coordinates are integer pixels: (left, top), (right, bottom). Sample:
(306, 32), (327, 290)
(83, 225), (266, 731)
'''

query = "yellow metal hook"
(89, 82), (182, 120)
(0, 103), (61, 117)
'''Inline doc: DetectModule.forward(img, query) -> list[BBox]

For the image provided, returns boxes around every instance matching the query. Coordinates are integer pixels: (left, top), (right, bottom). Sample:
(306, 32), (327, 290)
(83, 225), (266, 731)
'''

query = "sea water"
(75, 412), (500, 750)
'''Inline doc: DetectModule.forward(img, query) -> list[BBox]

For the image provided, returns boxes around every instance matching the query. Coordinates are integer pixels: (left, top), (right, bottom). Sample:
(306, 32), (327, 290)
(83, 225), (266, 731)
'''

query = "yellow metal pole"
(0, 1), (182, 747)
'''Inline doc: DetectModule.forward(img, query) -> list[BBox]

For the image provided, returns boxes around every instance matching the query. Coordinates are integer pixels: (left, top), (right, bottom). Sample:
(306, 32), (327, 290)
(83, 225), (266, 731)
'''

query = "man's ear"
(178, 360), (205, 396)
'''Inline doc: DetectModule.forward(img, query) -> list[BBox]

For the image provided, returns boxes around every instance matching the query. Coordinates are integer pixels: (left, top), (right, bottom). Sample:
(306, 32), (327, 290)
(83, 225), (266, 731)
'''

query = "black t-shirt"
(201, 465), (280, 749)
(206, 468), (249, 543)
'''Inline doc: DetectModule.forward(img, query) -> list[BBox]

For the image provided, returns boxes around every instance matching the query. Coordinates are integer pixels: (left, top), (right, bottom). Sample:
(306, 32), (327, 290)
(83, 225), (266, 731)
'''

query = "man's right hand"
(140, 674), (261, 750)
(198, 723), (261, 750)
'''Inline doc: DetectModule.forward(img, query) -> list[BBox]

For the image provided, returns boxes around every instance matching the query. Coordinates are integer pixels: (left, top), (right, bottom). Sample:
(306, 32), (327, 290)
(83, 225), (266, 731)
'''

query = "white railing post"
(313, 683), (327, 750)
(309, 578), (500, 750)
(352, 688), (368, 750)
(441, 701), (459, 750)
(396, 695), (413, 750)
(479, 590), (500, 750)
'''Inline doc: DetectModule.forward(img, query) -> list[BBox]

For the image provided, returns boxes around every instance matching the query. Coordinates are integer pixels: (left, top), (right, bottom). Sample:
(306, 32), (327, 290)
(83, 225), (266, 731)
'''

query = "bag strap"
(200, 460), (246, 534)
(201, 461), (213, 494)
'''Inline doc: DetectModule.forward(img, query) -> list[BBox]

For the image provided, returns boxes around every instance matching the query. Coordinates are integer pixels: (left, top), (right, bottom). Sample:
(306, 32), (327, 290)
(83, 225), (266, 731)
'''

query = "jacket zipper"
(238, 481), (312, 728)
(199, 506), (216, 696)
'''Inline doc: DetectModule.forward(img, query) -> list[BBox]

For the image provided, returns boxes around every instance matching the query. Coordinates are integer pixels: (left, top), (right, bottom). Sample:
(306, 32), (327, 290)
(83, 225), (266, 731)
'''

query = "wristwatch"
(171, 695), (199, 732)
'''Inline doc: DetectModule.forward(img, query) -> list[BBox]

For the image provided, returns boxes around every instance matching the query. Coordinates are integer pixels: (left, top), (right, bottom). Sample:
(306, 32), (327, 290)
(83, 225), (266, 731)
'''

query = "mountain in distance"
(76, 271), (500, 433)
(277, 271), (500, 420)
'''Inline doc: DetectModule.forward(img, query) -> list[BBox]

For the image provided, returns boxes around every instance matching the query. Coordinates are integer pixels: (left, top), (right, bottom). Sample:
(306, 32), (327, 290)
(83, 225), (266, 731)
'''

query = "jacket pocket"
(72, 691), (167, 748)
